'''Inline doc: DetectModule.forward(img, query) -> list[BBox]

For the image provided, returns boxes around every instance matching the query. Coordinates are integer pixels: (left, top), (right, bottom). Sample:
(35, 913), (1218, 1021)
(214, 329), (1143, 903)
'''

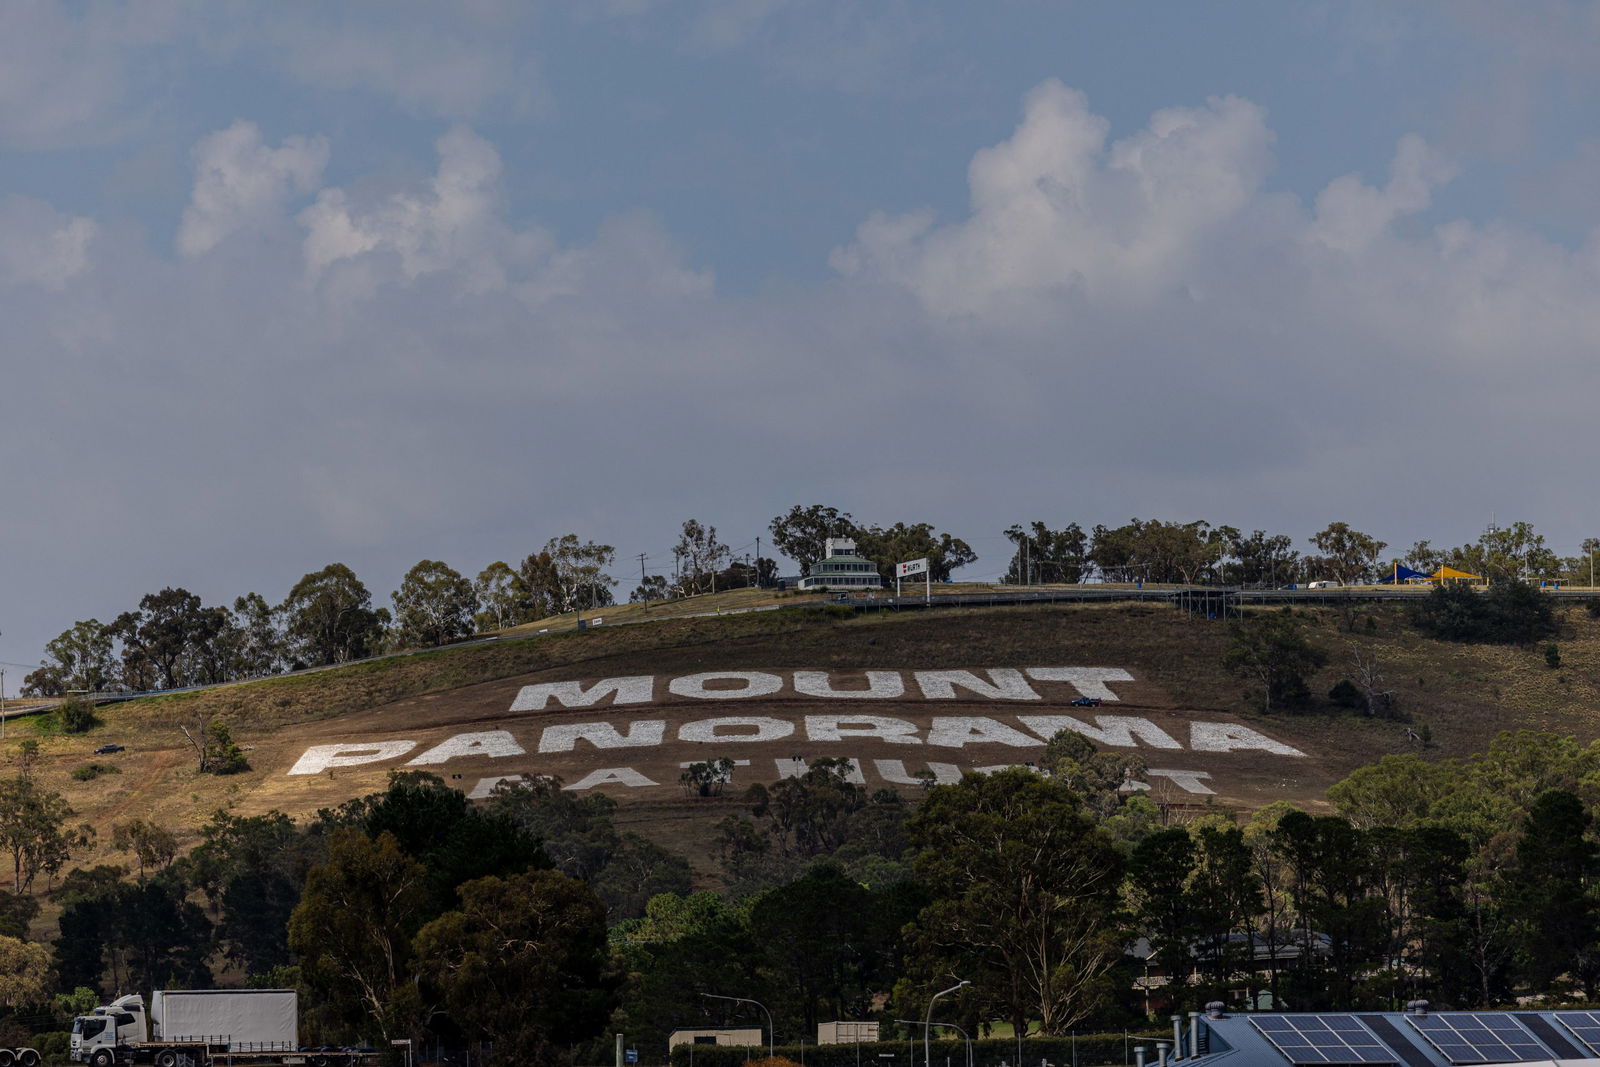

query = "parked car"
(92, 744), (124, 755)
(1070, 697), (1102, 707)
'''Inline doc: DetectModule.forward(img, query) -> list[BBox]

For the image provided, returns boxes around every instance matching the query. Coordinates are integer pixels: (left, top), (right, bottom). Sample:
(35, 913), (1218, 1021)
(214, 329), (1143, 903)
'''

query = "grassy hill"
(13, 594), (1600, 898)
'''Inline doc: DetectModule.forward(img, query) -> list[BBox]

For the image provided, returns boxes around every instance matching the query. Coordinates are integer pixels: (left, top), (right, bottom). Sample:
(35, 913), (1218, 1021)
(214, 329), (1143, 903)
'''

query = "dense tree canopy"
(282, 563), (387, 666)
(1307, 522), (1388, 585)
(416, 870), (615, 1067)
(1223, 610), (1330, 712)
(907, 769), (1124, 1035)
(768, 505), (858, 576)
(392, 559), (478, 648)
(14, 720), (1600, 1061)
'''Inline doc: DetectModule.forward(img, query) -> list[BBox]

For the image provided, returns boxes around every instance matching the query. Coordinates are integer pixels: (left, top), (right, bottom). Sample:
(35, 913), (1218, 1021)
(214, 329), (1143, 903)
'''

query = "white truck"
(69, 990), (377, 1067)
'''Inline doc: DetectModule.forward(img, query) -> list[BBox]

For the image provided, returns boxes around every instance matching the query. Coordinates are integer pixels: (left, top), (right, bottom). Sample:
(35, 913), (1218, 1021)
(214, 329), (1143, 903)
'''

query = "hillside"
(14, 597), (1600, 888)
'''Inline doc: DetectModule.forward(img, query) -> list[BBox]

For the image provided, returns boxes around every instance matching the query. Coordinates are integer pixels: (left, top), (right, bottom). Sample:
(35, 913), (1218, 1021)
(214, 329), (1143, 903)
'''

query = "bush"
(1328, 679), (1364, 709)
(204, 721), (250, 775)
(41, 697), (101, 739)
(1222, 610), (1328, 713)
(1410, 580), (1556, 644)
(1545, 643), (1562, 668)
(29, 1032), (68, 1064)
(70, 763), (120, 781)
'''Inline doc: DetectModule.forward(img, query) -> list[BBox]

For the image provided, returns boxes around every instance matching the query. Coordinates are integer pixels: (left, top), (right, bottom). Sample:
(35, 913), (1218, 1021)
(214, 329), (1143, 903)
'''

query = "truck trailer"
(69, 990), (377, 1067)
(0, 1044), (41, 1067)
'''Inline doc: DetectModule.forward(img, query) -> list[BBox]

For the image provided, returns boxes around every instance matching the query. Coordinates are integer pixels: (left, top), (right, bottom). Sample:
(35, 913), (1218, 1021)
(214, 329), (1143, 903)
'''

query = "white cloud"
(299, 125), (526, 289)
(10, 80), (1600, 674)
(0, 196), (96, 287)
(517, 211), (714, 310)
(177, 121), (329, 258)
(1310, 134), (1456, 254)
(831, 81), (1274, 316)
(0, 0), (193, 148)
(228, 2), (547, 120)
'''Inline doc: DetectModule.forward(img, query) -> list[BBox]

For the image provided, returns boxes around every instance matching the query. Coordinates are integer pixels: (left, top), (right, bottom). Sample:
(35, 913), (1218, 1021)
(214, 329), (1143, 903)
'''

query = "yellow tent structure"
(1426, 565), (1485, 584)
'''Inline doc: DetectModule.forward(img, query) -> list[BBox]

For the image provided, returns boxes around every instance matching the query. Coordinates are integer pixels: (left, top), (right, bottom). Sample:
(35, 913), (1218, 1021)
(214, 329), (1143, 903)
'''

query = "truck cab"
(71, 995), (147, 1066)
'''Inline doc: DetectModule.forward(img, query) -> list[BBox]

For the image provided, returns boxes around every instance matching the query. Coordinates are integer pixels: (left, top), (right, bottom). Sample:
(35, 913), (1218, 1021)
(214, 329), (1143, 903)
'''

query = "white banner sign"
(897, 557), (929, 577)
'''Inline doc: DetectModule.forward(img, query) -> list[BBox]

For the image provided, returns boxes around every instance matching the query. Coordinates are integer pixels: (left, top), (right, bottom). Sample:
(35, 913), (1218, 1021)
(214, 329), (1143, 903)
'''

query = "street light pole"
(925, 981), (968, 1067)
(895, 1021), (972, 1067)
(701, 993), (775, 1061)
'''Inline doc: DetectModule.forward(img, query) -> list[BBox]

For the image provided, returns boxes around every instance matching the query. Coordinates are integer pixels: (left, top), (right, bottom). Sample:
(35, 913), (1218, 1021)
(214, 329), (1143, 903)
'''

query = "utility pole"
(755, 536), (762, 588)
(638, 553), (648, 601)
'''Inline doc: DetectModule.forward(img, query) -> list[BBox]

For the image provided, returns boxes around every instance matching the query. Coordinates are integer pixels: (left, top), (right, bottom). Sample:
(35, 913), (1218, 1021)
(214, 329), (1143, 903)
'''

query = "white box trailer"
(152, 990), (297, 1049)
(71, 991), (376, 1067)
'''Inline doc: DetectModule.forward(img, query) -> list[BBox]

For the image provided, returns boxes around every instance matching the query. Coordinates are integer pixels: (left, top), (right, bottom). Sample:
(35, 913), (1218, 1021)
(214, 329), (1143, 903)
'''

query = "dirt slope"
(19, 600), (1600, 879)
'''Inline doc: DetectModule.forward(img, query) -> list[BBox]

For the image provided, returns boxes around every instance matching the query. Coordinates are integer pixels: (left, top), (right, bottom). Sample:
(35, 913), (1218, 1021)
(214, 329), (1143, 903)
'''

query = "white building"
(667, 1029), (764, 1050)
(818, 1022), (880, 1045)
(797, 537), (884, 592)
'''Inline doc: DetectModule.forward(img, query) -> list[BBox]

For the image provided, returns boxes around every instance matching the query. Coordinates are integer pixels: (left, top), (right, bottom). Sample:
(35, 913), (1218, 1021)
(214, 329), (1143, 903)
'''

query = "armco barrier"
(668, 1033), (1169, 1067)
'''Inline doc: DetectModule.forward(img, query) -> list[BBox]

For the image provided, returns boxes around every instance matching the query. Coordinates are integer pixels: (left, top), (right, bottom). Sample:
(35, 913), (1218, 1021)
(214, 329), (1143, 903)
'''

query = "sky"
(5, 0), (1600, 676)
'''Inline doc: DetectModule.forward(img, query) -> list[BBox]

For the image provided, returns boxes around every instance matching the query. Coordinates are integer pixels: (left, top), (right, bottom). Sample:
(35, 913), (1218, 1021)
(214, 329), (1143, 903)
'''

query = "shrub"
(1223, 610), (1328, 713)
(55, 695), (99, 734)
(71, 763), (120, 781)
(205, 721), (250, 775)
(1410, 580), (1556, 644)
(29, 1032), (68, 1063)
(1328, 679), (1365, 709)
(1545, 643), (1562, 668)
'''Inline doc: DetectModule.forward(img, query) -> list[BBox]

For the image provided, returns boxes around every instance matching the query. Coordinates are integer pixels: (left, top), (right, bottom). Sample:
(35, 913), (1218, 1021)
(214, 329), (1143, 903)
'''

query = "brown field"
(13, 597), (1600, 904)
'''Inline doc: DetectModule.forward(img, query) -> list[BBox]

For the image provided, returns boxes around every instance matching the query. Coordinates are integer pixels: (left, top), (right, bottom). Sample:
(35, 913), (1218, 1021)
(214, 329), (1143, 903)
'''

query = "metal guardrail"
(801, 583), (1600, 616)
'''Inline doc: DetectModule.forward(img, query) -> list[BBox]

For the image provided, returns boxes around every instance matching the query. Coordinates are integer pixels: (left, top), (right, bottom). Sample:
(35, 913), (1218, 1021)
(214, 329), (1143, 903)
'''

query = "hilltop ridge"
(11, 595), (1600, 897)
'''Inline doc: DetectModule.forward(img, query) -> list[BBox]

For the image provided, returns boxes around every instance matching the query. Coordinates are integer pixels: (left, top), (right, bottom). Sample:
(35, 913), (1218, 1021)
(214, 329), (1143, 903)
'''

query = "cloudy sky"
(5, 0), (1600, 671)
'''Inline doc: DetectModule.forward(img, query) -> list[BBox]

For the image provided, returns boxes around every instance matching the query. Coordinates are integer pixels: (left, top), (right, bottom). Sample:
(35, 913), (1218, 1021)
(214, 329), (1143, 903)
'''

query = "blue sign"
(625, 1051), (639, 1063)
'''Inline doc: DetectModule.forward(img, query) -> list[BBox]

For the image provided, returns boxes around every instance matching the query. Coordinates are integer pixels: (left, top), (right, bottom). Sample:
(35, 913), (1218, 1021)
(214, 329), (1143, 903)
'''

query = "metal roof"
(1169, 1007), (1600, 1067)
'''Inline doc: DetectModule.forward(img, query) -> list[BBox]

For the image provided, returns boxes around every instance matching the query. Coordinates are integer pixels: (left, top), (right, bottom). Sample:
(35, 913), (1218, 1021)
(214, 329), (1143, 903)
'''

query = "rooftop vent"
(1205, 1002), (1227, 1020)
(1407, 1000), (1430, 1016)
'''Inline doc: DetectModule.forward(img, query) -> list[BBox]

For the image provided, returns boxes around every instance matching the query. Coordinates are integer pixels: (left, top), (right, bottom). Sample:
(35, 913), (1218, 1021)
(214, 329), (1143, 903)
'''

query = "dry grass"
(12, 596), (1600, 918)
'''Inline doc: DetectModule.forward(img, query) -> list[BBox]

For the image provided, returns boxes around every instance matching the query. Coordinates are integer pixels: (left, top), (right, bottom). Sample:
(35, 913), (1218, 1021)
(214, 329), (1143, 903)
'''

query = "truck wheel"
(156, 1050), (178, 1067)
(91, 1051), (115, 1067)
(0, 1047), (16, 1067)
(18, 1051), (40, 1067)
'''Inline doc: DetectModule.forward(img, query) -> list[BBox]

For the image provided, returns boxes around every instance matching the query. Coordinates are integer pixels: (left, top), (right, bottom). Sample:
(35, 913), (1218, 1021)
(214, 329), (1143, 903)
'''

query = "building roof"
(1182, 1007), (1600, 1067)
(811, 555), (877, 567)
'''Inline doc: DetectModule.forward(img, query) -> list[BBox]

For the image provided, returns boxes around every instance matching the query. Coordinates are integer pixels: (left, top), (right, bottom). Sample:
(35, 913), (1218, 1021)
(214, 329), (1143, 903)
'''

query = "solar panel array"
(1250, 1015), (1394, 1064)
(1552, 1011), (1600, 1054)
(1404, 1013), (1549, 1064)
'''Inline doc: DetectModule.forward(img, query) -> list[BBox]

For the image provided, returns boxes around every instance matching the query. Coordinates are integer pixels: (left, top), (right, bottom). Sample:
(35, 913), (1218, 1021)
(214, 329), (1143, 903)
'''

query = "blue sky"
(5, 1), (1600, 671)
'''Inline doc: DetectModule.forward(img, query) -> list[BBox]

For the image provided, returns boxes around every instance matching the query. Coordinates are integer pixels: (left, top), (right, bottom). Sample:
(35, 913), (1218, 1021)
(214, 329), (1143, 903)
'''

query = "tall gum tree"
(904, 768), (1123, 1035)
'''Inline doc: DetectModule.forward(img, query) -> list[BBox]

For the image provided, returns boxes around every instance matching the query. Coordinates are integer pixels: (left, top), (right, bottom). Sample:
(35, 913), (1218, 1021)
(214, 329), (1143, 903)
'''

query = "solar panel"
(1406, 1013), (1550, 1064)
(1250, 1015), (1396, 1064)
(1552, 1011), (1600, 1054)
(1520, 1015), (1583, 1059)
